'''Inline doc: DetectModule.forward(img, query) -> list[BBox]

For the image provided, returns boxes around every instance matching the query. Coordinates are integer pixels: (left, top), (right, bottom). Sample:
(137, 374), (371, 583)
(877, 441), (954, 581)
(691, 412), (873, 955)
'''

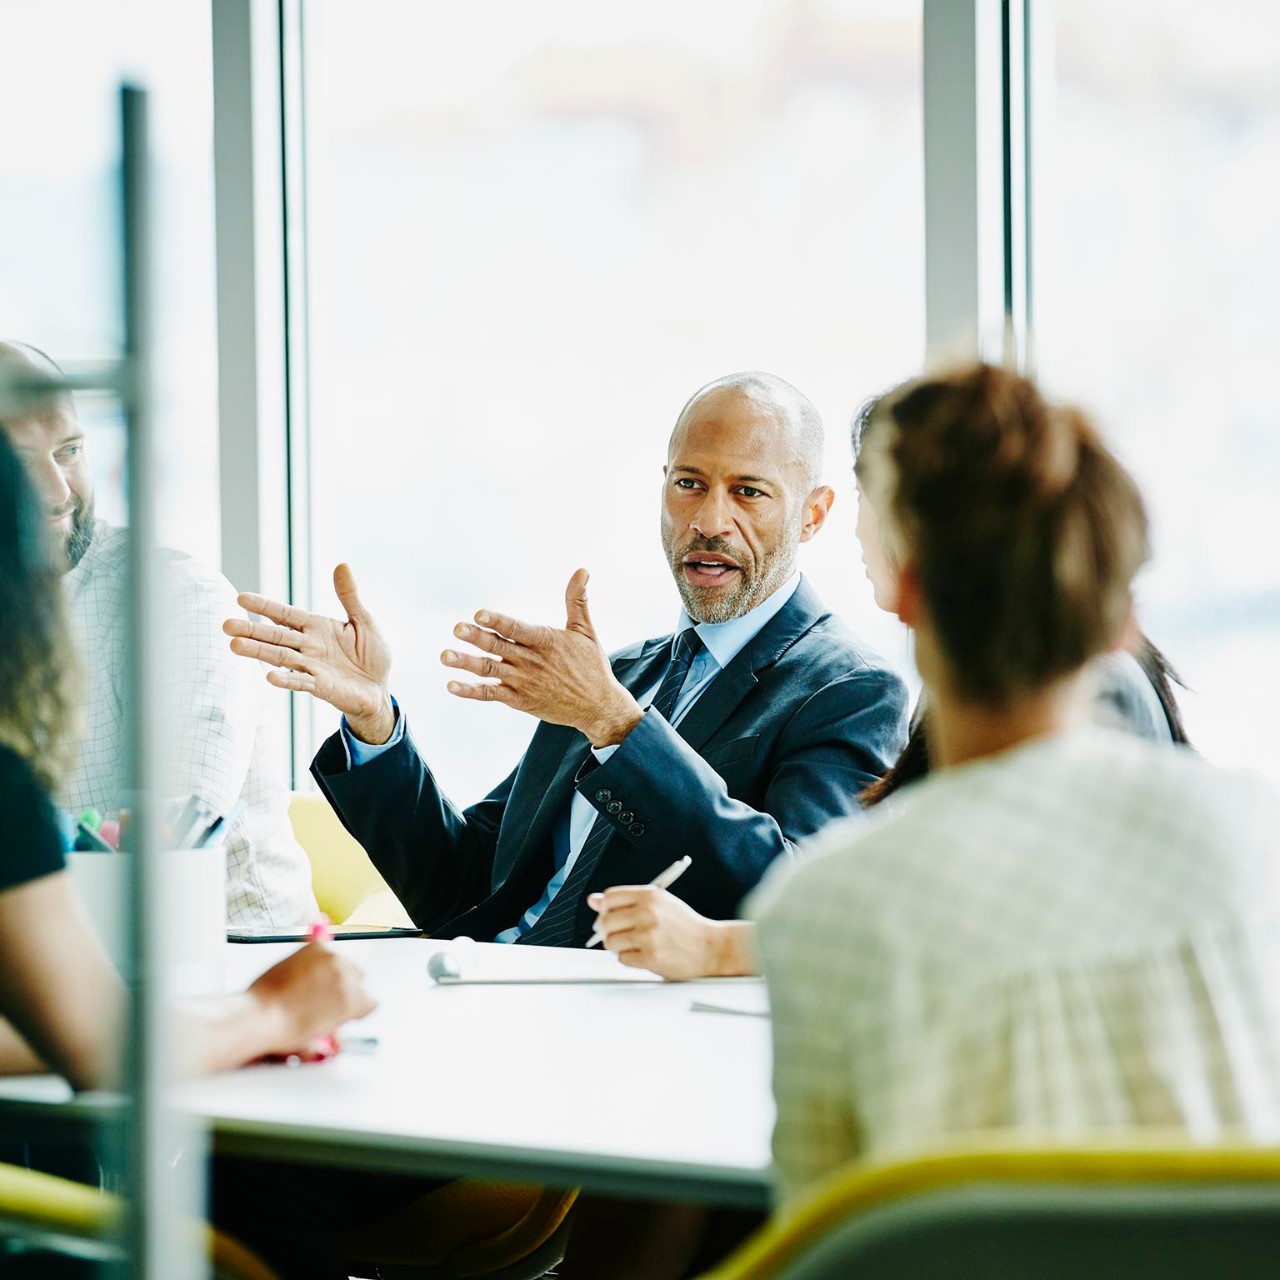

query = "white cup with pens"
(67, 794), (232, 995)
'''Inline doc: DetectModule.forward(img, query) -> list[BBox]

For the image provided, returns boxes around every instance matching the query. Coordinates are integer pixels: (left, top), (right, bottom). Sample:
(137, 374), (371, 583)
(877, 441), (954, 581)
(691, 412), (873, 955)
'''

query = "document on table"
(426, 939), (665, 984)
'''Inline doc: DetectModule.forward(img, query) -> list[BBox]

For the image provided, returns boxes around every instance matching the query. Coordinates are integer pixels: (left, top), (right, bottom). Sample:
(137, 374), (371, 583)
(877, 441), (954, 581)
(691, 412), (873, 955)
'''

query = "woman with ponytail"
(751, 364), (1280, 1204)
(851, 382), (1190, 807)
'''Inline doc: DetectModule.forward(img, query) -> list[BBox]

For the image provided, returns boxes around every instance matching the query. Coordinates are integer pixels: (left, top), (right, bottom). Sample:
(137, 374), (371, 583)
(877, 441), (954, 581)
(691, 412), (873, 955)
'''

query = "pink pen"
(253, 916), (343, 1066)
(308, 916), (339, 1059)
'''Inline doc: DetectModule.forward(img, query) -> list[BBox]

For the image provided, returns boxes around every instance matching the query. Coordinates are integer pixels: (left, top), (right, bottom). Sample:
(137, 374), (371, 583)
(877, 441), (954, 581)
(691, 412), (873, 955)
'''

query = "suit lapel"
(674, 577), (827, 753)
(493, 638), (672, 879)
(493, 723), (589, 881)
(612, 637), (674, 699)
(498, 581), (826, 874)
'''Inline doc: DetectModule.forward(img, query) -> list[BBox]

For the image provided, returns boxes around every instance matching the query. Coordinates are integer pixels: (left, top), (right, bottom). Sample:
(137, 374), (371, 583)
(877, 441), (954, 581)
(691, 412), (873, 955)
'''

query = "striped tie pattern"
(516, 627), (705, 947)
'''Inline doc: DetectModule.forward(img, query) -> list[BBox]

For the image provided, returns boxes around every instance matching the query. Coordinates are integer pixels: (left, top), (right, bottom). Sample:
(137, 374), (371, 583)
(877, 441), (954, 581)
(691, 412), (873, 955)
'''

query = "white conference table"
(0, 939), (776, 1208)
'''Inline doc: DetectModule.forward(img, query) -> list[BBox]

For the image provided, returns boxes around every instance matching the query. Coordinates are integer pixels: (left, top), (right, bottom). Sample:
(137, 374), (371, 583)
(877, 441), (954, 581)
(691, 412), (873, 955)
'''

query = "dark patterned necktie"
(516, 627), (705, 947)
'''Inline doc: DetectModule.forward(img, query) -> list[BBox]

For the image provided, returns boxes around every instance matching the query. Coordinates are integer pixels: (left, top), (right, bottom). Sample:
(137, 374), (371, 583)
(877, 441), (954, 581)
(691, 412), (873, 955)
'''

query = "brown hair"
(870, 363), (1149, 706)
(0, 429), (80, 792)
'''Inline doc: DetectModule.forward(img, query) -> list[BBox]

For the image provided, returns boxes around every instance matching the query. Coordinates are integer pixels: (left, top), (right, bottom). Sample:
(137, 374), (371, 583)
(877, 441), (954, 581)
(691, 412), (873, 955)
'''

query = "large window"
(300, 0), (926, 803)
(0, 0), (221, 562)
(1033, 0), (1280, 778)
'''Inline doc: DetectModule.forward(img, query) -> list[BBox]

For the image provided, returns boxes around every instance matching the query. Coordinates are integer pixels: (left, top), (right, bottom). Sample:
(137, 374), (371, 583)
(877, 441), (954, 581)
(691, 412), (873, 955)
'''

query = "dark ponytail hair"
(1133, 637), (1192, 746)
(860, 631), (1192, 808)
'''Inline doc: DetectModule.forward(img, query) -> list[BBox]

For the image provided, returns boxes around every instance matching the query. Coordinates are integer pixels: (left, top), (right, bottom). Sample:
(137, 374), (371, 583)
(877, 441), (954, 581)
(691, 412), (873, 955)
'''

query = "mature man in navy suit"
(226, 372), (907, 948)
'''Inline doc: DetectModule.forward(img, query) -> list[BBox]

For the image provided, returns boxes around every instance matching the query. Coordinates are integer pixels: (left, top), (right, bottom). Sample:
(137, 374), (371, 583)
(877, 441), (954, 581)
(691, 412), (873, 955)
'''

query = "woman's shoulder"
(0, 741), (44, 798)
(0, 743), (67, 892)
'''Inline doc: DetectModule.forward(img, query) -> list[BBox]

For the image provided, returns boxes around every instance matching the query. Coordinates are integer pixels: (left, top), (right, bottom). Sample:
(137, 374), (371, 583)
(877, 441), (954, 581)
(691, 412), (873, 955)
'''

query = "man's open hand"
(223, 563), (396, 744)
(442, 568), (643, 748)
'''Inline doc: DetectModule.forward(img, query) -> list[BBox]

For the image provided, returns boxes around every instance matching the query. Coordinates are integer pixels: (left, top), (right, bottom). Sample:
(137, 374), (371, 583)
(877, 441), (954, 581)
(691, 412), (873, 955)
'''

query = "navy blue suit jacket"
(312, 578), (908, 945)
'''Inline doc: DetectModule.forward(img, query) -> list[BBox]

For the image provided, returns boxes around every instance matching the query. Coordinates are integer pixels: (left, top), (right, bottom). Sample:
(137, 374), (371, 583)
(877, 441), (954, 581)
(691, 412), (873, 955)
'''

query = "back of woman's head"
(874, 363), (1149, 704)
(0, 428), (78, 791)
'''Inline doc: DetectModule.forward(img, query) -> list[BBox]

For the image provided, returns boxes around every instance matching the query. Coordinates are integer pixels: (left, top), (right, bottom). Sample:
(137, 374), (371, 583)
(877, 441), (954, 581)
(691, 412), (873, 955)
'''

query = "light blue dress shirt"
(343, 573), (801, 941)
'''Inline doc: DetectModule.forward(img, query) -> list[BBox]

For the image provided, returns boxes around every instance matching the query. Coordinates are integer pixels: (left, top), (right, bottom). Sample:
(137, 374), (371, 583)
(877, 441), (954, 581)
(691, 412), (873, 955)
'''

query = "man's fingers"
(224, 616), (306, 651)
(615, 947), (655, 970)
(441, 649), (507, 681)
(451, 622), (516, 658)
(445, 678), (517, 705)
(595, 887), (645, 910)
(230, 635), (313, 672)
(563, 567), (595, 638)
(332, 562), (370, 623)
(237, 590), (314, 632)
(472, 608), (545, 648)
(265, 667), (318, 695)
(601, 923), (642, 951)
(594, 903), (643, 932)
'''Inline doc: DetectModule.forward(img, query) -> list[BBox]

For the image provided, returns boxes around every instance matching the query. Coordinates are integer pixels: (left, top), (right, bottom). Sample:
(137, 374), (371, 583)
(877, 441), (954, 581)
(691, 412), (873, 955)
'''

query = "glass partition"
(0, 4), (222, 1276)
(0, 0), (221, 564)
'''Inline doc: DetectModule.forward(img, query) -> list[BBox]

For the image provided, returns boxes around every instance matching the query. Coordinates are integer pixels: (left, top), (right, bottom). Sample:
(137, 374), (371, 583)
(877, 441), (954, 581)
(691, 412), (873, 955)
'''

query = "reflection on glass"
(303, 0), (926, 805)
(0, 0), (221, 565)
(0, 350), (374, 1275)
(0, 8), (276, 1276)
(1034, 0), (1280, 779)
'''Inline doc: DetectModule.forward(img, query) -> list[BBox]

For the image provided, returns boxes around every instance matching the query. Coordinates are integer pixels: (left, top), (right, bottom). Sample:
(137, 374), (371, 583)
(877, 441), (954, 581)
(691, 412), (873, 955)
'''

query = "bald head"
(669, 372), (824, 498)
(661, 371), (833, 623)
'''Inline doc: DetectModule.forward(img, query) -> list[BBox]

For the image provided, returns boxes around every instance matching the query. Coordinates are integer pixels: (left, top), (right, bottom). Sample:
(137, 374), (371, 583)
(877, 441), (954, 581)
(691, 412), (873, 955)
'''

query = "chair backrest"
(288, 791), (393, 924)
(701, 1140), (1280, 1280)
(0, 1160), (279, 1280)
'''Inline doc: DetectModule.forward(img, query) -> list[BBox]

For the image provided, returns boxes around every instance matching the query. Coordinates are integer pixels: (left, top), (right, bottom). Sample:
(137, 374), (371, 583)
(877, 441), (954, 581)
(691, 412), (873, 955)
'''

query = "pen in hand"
(307, 917), (340, 1059)
(586, 855), (692, 949)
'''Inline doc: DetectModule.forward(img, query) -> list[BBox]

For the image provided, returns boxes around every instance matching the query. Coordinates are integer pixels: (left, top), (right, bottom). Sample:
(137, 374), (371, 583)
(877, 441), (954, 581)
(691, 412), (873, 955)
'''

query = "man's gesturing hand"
(443, 568), (643, 748)
(223, 563), (397, 744)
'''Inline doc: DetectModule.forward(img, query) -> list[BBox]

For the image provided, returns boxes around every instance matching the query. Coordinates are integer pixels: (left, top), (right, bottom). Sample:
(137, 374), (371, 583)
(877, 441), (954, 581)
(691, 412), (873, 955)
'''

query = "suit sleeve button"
(619, 811), (634, 824)
(629, 823), (645, 837)
(595, 789), (612, 803)
(607, 800), (622, 815)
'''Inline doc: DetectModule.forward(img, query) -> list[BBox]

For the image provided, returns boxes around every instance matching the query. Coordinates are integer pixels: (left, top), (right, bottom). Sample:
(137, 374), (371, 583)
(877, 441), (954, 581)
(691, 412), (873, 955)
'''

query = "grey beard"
(65, 502), (94, 571)
(673, 547), (797, 624)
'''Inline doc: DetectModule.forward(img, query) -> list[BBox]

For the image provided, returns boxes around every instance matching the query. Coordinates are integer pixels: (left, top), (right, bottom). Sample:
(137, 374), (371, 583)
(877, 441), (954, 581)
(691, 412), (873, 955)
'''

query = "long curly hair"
(0, 428), (80, 792)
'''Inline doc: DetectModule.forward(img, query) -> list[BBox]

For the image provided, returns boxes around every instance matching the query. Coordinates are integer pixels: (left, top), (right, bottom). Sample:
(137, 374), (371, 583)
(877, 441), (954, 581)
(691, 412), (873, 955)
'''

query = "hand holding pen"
(248, 917), (376, 1064)
(306, 918), (341, 1060)
(587, 856), (746, 981)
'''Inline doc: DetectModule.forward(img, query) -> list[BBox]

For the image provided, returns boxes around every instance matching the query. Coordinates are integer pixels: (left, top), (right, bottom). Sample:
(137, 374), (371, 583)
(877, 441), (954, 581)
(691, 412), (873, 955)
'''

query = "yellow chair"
(699, 1137), (1280, 1280)
(288, 790), (412, 926)
(0, 1160), (277, 1279)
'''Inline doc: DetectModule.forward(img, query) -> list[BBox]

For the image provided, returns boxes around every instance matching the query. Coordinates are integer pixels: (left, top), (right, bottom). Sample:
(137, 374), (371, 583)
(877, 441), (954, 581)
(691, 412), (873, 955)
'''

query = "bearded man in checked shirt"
(0, 341), (317, 928)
